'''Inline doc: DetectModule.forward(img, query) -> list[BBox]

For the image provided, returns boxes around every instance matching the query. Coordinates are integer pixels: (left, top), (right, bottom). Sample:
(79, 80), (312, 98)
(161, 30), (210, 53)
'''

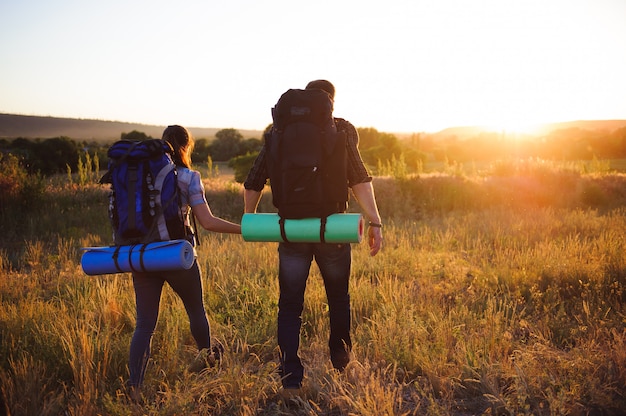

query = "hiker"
(243, 80), (383, 394)
(128, 125), (241, 400)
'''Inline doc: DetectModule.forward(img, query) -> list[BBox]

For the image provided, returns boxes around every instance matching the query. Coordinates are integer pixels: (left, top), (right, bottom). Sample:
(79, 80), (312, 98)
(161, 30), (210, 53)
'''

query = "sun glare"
(482, 120), (546, 137)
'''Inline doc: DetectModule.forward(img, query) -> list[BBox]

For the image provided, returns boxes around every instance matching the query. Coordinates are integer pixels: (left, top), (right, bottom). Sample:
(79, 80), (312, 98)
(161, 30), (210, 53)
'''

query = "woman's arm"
(191, 203), (241, 234)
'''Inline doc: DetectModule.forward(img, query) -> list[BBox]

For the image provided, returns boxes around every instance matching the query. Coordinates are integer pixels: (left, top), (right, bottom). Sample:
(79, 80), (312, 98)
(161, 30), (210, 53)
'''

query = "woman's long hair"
(162, 125), (194, 168)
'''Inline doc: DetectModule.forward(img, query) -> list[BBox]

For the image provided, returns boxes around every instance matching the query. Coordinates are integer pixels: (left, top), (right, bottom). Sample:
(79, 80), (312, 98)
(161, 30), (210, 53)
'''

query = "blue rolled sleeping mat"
(81, 239), (196, 275)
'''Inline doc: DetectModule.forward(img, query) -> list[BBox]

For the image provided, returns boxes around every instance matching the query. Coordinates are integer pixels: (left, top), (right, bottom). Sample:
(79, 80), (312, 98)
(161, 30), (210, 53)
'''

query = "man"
(243, 79), (383, 393)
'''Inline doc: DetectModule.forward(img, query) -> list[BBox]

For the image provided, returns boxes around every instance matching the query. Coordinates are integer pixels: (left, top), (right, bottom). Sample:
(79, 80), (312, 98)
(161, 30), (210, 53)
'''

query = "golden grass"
(1, 168), (625, 415)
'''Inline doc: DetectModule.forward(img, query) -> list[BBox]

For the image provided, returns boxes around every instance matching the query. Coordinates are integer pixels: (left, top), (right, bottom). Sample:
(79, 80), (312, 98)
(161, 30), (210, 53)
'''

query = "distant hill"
(432, 120), (626, 140)
(0, 113), (263, 142)
(2, 113), (625, 142)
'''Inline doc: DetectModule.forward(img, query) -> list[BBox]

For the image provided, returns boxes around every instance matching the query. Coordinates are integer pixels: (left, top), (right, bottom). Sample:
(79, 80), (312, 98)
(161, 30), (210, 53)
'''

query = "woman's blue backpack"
(100, 139), (186, 246)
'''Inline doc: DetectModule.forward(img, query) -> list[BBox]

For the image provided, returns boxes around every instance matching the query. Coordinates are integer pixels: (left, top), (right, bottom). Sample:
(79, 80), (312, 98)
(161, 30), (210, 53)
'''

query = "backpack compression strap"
(128, 244), (149, 273)
(319, 216), (327, 243)
(112, 246), (123, 273)
(153, 163), (177, 241)
(127, 164), (138, 231)
(110, 244), (149, 273)
(278, 216), (328, 243)
(279, 217), (290, 243)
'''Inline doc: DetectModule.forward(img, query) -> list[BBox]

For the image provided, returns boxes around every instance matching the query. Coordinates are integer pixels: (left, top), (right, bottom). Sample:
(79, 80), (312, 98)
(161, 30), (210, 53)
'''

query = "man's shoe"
(279, 386), (303, 401)
(330, 349), (351, 372)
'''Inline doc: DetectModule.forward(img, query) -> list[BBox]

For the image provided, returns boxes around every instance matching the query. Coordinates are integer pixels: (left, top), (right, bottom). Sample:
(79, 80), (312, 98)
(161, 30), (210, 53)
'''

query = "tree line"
(0, 126), (425, 179)
(2, 125), (625, 179)
(0, 128), (264, 177)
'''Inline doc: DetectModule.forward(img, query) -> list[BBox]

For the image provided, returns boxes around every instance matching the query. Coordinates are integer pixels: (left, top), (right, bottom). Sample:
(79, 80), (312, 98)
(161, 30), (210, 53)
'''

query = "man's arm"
(243, 145), (268, 214)
(351, 181), (383, 256)
(244, 189), (263, 214)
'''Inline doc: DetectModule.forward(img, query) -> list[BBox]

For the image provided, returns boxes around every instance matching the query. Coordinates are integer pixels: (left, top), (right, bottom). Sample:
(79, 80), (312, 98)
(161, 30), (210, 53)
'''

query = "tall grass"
(1, 158), (625, 415)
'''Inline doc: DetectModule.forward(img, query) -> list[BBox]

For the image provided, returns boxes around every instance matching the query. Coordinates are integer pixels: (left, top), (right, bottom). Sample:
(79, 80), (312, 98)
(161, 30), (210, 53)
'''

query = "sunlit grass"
(1, 161), (625, 414)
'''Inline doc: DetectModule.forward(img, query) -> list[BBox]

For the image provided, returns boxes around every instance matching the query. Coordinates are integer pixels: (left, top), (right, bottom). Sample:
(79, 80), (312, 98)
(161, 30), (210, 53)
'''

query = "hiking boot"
(330, 349), (351, 372)
(188, 344), (224, 373)
(211, 341), (225, 362)
(128, 385), (143, 405)
(279, 386), (303, 402)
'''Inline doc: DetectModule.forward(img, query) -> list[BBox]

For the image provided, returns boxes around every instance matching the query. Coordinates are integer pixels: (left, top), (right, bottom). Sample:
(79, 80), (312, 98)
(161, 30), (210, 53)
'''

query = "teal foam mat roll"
(81, 239), (196, 275)
(242, 213), (363, 243)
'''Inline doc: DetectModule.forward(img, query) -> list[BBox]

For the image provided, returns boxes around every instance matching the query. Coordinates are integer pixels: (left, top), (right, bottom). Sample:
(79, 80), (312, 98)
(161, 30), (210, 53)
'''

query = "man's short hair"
(305, 79), (335, 99)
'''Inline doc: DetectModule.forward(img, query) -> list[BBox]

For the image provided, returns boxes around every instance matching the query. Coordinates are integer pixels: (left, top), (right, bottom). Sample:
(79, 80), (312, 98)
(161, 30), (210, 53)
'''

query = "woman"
(128, 125), (241, 400)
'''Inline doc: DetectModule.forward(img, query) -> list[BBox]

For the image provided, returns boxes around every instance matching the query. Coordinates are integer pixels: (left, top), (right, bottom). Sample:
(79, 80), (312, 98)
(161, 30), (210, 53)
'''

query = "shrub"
(0, 153), (45, 218)
(229, 152), (259, 183)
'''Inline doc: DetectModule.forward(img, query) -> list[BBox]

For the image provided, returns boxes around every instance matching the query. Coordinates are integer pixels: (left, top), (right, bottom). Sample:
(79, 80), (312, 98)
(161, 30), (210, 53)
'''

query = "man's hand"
(367, 225), (382, 256)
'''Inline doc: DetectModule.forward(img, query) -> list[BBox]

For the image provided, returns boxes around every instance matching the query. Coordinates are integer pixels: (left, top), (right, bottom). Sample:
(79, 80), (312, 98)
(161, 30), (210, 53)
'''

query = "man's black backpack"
(266, 88), (348, 227)
(100, 139), (187, 246)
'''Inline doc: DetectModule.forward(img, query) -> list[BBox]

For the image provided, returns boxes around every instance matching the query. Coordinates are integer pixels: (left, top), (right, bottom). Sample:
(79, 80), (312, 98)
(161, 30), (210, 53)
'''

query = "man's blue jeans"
(277, 242), (352, 388)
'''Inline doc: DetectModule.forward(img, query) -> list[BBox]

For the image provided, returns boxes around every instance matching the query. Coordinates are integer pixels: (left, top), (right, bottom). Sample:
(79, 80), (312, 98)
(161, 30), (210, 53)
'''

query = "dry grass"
(1, 164), (625, 415)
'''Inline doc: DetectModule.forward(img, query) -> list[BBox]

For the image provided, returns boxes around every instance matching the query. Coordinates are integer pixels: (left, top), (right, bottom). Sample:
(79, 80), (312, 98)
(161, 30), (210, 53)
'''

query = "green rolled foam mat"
(242, 213), (364, 243)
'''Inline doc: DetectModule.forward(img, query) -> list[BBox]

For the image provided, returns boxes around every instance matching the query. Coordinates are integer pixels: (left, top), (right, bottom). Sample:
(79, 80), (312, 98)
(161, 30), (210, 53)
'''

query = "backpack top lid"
(100, 139), (174, 185)
(266, 88), (348, 220)
(272, 88), (334, 131)
(107, 139), (174, 162)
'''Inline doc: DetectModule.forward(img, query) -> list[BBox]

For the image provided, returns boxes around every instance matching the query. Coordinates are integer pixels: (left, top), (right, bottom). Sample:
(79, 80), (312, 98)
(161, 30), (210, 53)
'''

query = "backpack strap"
(126, 243), (149, 273)
(127, 164), (139, 231)
(319, 216), (327, 243)
(138, 243), (148, 272)
(191, 213), (200, 246)
(128, 244), (139, 273)
(279, 217), (290, 243)
(278, 216), (328, 243)
(112, 245), (123, 273)
(175, 166), (200, 246)
(153, 163), (176, 240)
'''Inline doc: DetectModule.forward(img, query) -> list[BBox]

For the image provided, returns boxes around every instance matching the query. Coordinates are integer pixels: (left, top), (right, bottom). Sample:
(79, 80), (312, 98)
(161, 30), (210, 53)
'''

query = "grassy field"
(1, 160), (625, 415)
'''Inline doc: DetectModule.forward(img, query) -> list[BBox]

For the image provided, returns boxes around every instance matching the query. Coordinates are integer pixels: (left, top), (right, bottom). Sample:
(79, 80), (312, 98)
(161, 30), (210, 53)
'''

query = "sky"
(1, 0), (625, 134)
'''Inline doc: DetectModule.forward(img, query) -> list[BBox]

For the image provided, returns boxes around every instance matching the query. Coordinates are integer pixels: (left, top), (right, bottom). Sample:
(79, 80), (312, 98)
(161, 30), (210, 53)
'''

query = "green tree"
(229, 152), (259, 183)
(241, 137), (262, 154)
(0, 152), (45, 217)
(209, 128), (244, 161)
(5, 138), (33, 172)
(31, 137), (80, 175)
(357, 127), (382, 149)
(192, 138), (211, 163)
(121, 130), (152, 141)
(359, 130), (403, 167)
